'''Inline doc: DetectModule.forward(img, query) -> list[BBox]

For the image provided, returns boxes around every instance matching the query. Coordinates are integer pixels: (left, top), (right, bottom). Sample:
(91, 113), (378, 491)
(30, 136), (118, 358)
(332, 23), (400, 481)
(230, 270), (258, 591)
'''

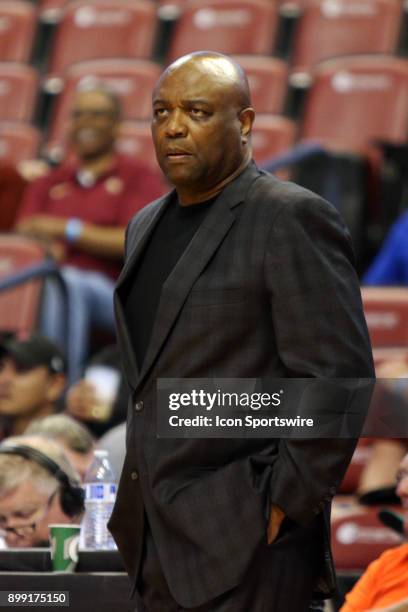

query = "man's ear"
(239, 107), (255, 144)
(46, 373), (66, 403)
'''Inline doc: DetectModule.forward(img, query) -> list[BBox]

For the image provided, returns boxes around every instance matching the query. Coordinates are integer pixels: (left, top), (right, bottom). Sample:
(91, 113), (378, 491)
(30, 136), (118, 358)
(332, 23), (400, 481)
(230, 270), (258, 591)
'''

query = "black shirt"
(123, 194), (215, 368)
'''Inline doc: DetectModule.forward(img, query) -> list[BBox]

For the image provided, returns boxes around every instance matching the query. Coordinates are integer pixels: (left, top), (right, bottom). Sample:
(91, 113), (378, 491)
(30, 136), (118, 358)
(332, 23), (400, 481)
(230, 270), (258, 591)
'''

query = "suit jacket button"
(135, 401), (144, 412)
(131, 470), (139, 481)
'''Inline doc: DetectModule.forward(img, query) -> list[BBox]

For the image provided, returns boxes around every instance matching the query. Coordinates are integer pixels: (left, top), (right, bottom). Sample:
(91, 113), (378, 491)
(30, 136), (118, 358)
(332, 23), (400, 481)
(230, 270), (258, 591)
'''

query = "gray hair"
(26, 414), (94, 454)
(0, 435), (80, 497)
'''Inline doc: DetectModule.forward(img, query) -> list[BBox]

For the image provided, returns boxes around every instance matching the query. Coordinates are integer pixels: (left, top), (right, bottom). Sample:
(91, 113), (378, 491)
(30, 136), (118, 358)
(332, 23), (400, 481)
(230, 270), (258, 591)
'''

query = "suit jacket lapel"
(136, 162), (261, 390)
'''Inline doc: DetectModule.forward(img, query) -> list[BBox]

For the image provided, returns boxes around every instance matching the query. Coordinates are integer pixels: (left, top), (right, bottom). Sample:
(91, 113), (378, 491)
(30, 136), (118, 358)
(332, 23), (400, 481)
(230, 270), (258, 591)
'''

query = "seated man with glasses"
(0, 435), (84, 548)
(340, 452), (408, 612)
(15, 84), (165, 382)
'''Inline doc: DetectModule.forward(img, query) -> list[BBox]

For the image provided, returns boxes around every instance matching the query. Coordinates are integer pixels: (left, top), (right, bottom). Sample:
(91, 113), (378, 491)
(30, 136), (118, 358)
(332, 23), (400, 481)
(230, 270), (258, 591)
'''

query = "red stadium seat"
(332, 507), (402, 571)
(362, 287), (408, 348)
(46, 59), (161, 159)
(0, 164), (26, 232)
(291, 0), (403, 81)
(0, 236), (48, 337)
(251, 115), (296, 164)
(48, 0), (157, 77)
(278, 0), (308, 14)
(39, 0), (69, 23)
(0, 123), (41, 165)
(166, 0), (279, 63)
(339, 439), (373, 494)
(299, 56), (408, 153)
(372, 347), (408, 371)
(40, 0), (68, 8)
(278, 0), (311, 15)
(157, 0), (188, 19)
(0, 1), (37, 63)
(0, 64), (38, 122)
(115, 121), (161, 175)
(233, 56), (288, 114)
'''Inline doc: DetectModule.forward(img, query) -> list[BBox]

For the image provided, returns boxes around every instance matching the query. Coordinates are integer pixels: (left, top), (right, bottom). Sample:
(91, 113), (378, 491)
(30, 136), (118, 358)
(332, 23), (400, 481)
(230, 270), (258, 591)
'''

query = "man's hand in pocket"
(267, 505), (286, 545)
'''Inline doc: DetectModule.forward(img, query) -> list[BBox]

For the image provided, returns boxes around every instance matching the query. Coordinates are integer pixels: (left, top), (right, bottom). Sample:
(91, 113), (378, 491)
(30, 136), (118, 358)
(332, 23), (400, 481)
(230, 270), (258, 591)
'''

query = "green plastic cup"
(49, 524), (81, 572)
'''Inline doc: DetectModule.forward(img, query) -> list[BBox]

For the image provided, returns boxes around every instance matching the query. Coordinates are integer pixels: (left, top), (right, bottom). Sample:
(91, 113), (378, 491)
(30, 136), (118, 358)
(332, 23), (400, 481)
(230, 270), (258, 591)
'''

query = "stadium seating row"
(0, 0), (405, 274)
(0, 0), (406, 77)
(1, 229), (408, 351)
(0, 55), (406, 165)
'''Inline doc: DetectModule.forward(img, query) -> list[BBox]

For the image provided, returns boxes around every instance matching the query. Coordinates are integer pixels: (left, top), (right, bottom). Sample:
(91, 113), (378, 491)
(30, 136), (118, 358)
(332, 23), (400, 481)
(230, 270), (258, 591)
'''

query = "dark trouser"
(134, 516), (324, 612)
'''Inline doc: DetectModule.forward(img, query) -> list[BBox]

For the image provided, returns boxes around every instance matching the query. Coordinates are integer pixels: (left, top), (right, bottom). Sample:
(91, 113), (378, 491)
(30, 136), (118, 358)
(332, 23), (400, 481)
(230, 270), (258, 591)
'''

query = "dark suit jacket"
(108, 162), (374, 608)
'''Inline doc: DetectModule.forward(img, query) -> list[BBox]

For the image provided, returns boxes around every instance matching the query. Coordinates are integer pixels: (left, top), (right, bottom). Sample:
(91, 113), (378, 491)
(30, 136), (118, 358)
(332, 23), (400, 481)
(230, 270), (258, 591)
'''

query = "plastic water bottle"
(81, 449), (117, 549)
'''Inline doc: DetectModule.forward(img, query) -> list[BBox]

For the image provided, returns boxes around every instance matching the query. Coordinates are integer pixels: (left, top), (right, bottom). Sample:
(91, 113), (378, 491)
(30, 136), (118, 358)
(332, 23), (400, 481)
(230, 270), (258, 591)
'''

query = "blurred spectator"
(0, 163), (26, 231)
(340, 453), (408, 612)
(15, 84), (164, 382)
(358, 359), (408, 501)
(358, 439), (407, 499)
(0, 336), (66, 439)
(0, 435), (84, 548)
(363, 210), (408, 285)
(66, 345), (128, 438)
(357, 360), (408, 499)
(25, 414), (95, 481)
(398, 454), (408, 517)
(97, 422), (125, 477)
(17, 159), (50, 183)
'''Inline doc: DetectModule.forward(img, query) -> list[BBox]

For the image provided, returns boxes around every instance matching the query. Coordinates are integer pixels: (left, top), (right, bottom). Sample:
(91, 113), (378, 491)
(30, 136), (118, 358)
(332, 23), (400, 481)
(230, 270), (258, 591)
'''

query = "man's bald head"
(151, 52), (255, 204)
(154, 52), (251, 112)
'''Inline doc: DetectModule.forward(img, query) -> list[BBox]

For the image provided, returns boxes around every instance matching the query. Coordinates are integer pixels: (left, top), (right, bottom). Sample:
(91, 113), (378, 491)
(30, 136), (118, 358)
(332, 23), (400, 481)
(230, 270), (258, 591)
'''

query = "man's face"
(396, 453), (408, 510)
(69, 90), (118, 160)
(0, 357), (55, 417)
(0, 479), (67, 547)
(151, 60), (249, 196)
(57, 441), (94, 482)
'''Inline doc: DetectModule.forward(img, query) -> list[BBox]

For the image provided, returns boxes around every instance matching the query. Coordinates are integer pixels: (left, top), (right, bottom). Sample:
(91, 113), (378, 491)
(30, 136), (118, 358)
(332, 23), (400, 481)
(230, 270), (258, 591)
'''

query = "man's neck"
(78, 151), (116, 178)
(11, 405), (55, 436)
(177, 156), (251, 206)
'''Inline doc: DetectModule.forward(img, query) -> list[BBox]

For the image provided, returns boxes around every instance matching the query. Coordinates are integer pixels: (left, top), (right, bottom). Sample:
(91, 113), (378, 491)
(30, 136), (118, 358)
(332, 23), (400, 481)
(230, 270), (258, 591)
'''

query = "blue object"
(363, 211), (408, 285)
(65, 218), (84, 244)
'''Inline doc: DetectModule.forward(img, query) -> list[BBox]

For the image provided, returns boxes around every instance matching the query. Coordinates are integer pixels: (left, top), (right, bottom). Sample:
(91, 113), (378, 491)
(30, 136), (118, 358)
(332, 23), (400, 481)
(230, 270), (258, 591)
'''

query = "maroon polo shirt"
(17, 154), (165, 279)
(0, 164), (27, 231)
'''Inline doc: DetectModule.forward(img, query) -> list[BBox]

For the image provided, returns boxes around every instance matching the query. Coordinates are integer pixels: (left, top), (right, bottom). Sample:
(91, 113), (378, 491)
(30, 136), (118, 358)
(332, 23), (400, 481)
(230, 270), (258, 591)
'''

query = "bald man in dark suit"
(108, 52), (375, 612)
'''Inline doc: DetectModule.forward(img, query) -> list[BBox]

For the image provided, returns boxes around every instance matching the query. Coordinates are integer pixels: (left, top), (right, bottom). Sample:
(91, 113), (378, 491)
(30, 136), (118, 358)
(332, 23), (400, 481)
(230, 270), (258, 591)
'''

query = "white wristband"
(65, 218), (83, 243)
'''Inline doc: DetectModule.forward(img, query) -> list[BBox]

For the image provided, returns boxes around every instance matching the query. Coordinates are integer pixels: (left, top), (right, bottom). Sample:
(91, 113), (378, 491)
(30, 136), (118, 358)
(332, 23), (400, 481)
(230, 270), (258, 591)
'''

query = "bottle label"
(85, 482), (117, 502)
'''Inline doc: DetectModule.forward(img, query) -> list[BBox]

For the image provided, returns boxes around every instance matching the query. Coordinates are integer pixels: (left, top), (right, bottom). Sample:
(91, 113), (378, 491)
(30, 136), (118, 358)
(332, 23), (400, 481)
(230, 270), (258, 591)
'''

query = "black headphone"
(0, 444), (85, 518)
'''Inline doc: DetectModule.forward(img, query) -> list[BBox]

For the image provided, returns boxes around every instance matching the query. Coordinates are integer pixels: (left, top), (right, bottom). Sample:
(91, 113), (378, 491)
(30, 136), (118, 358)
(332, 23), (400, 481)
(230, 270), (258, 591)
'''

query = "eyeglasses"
(0, 490), (57, 539)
